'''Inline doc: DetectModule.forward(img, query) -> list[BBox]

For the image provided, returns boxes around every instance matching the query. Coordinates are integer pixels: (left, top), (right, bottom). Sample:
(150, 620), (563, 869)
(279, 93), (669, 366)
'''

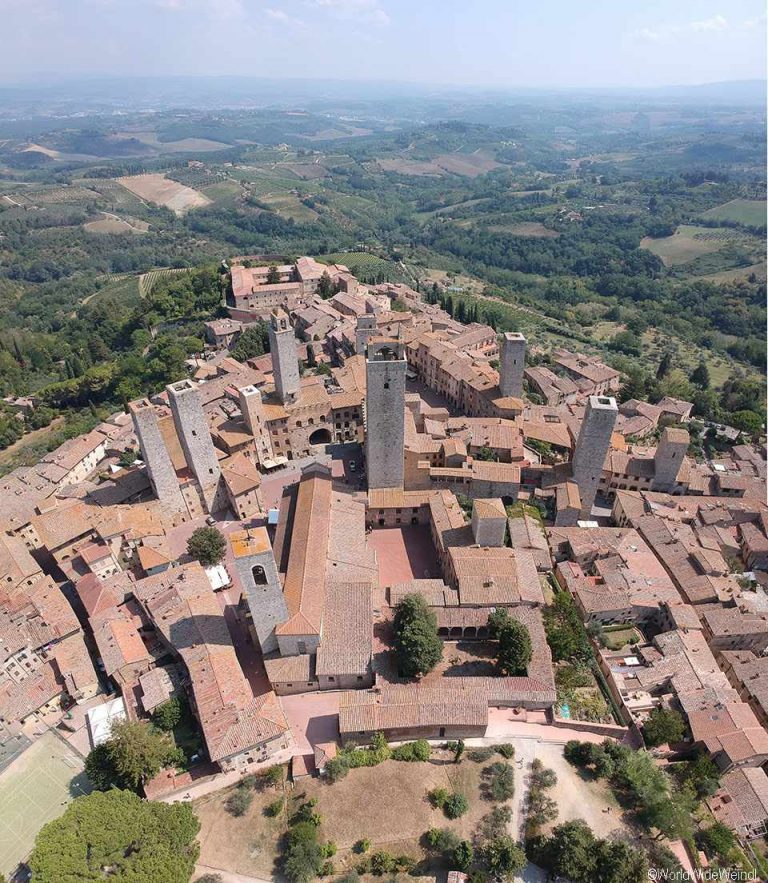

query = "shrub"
(226, 788), (253, 817)
(454, 840), (474, 871)
(265, 797), (284, 818)
(467, 747), (495, 763)
(426, 828), (460, 853)
(292, 802), (321, 827)
(370, 851), (397, 875)
(495, 743), (515, 759)
(264, 764), (284, 787)
(394, 855), (416, 873)
(325, 755), (351, 783)
(454, 739), (465, 763)
(391, 739), (431, 762)
(444, 792), (469, 819)
(342, 732), (391, 769)
(484, 762), (515, 802)
(319, 861), (335, 877)
(479, 805), (512, 839)
(354, 839), (371, 854)
(427, 787), (450, 808)
(321, 841), (337, 858)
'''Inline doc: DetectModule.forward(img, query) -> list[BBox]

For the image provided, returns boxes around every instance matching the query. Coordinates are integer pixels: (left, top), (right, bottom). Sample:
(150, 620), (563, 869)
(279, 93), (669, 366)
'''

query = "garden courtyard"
(192, 736), (627, 882)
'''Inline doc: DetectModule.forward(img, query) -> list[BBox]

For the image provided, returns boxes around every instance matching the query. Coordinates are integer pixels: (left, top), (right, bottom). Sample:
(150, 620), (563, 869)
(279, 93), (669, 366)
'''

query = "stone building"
(366, 338), (407, 490)
(128, 399), (187, 515)
(230, 527), (288, 655)
(268, 309), (301, 405)
(571, 395), (618, 517)
(167, 379), (224, 513)
(499, 332), (526, 399)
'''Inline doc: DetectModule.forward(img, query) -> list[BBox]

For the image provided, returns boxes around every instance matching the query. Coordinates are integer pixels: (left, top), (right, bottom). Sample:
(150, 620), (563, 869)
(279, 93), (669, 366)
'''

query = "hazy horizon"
(2, 0), (765, 91)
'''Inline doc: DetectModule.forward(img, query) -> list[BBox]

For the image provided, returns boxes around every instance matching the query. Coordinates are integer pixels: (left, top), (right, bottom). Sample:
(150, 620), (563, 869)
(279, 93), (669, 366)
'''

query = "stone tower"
(471, 498), (507, 547)
(571, 395), (618, 518)
(355, 315), (376, 355)
(239, 385), (274, 465)
(128, 399), (186, 513)
(365, 338), (406, 490)
(499, 332), (526, 399)
(166, 379), (221, 511)
(230, 527), (288, 655)
(653, 426), (690, 491)
(268, 309), (300, 405)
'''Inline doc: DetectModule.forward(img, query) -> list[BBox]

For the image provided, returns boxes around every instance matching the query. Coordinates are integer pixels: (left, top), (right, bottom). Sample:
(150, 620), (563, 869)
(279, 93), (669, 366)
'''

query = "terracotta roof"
(276, 466), (333, 638)
(316, 582), (373, 677)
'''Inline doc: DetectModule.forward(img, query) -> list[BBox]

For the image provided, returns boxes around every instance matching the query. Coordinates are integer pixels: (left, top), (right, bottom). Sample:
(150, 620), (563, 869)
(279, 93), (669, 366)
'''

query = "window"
(191, 430), (197, 437)
(252, 565), (267, 585)
(328, 676), (335, 682)
(384, 382), (389, 389)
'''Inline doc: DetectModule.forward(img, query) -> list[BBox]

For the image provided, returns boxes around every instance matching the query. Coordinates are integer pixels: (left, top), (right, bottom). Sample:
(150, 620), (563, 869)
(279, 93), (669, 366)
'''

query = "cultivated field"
(640, 224), (736, 266)
(378, 152), (500, 178)
(116, 173), (212, 214)
(0, 731), (91, 877)
(699, 198), (766, 227)
(490, 221), (559, 238)
(83, 212), (149, 235)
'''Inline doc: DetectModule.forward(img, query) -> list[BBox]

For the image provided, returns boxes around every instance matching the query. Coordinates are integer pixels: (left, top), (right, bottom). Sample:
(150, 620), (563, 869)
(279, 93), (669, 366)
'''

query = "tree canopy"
(86, 719), (183, 792)
(393, 593), (443, 677)
(28, 789), (200, 883)
(642, 706), (686, 747)
(186, 526), (227, 566)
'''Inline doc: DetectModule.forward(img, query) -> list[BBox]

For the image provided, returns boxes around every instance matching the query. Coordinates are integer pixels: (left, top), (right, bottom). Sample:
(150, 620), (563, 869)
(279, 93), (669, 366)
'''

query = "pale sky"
(1, 0), (766, 89)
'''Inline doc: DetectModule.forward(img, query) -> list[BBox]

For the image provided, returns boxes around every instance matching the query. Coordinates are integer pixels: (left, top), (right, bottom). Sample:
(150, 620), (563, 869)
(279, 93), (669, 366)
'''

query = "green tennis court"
(0, 731), (91, 877)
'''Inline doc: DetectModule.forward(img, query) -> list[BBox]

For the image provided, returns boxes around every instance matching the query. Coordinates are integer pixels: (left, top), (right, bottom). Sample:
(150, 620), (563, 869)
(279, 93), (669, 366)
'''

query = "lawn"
(194, 773), (288, 879)
(0, 731), (91, 878)
(602, 626), (643, 652)
(699, 198), (766, 227)
(301, 755), (487, 873)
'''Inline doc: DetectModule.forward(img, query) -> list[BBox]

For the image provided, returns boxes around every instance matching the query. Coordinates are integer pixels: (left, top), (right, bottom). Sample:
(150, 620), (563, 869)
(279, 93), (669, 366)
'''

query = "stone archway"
(309, 427), (332, 446)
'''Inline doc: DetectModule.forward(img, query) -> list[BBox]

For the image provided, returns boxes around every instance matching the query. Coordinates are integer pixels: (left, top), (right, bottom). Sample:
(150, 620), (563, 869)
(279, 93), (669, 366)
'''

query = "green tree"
(542, 820), (598, 882)
(691, 361), (710, 389)
(106, 719), (182, 790)
(316, 272), (334, 299)
(186, 526), (226, 566)
(28, 789), (199, 882)
(642, 707), (686, 747)
(700, 821), (735, 858)
(594, 839), (648, 883)
(494, 617), (532, 676)
(266, 266), (281, 284)
(84, 742), (127, 791)
(483, 835), (526, 881)
(730, 409), (763, 437)
(393, 593), (442, 677)
(454, 840), (474, 871)
(152, 697), (184, 732)
(230, 322), (270, 361)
